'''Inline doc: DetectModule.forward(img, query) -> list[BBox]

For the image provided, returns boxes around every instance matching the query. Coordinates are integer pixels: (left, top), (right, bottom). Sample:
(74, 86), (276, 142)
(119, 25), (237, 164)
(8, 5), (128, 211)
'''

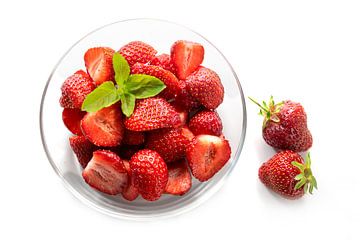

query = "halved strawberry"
(185, 67), (224, 110)
(150, 54), (176, 74)
(118, 41), (157, 66)
(186, 135), (231, 182)
(170, 40), (204, 79)
(81, 104), (124, 147)
(189, 110), (223, 136)
(82, 150), (128, 195)
(122, 130), (145, 146)
(131, 63), (181, 100)
(62, 108), (86, 135)
(84, 47), (115, 85)
(165, 160), (192, 196)
(60, 70), (96, 109)
(121, 160), (139, 201)
(174, 81), (201, 111)
(69, 135), (97, 168)
(124, 97), (181, 131)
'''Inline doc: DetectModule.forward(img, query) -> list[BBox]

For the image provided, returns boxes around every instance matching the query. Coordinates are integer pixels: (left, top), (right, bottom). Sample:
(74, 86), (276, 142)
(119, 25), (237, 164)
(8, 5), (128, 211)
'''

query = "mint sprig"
(81, 53), (166, 117)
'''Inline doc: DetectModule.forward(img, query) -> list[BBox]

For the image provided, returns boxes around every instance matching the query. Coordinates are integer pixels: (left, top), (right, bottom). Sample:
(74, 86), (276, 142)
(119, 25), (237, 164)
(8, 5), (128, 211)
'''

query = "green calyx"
(248, 96), (284, 129)
(291, 153), (318, 194)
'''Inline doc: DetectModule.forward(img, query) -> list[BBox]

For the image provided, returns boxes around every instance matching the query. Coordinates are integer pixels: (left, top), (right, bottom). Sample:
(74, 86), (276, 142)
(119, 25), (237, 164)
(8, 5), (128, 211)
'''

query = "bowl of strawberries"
(40, 19), (246, 219)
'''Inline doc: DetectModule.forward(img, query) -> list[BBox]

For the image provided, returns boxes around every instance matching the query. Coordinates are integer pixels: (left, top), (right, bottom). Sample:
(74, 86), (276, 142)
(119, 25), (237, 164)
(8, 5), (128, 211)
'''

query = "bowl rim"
(39, 18), (247, 220)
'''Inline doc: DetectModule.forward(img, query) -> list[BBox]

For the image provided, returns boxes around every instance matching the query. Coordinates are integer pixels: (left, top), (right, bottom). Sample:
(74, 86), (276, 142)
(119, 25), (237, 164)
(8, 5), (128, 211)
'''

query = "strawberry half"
(59, 70), (96, 109)
(69, 135), (97, 168)
(150, 54), (176, 74)
(165, 160), (192, 196)
(124, 97), (181, 131)
(130, 149), (168, 201)
(62, 108), (86, 135)
(189, 110), (223, 136)
(131, 63), (181, 100)
(186, 67), (224, 110)
(122, 130), (145, 146)
(186, 135), (231, 182)
(84, 47), (115, 85)
(170, 40), (204, 79)
(118, 41), (157, 66)
(82, 150), (128, 195)
(81, 104), (124, 147)
(121, 160), (139, 201)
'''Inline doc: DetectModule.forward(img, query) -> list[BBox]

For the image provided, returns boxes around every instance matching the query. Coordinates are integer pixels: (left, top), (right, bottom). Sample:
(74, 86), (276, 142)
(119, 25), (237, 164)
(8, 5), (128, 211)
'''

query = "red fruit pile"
(59, 40), (231, 202)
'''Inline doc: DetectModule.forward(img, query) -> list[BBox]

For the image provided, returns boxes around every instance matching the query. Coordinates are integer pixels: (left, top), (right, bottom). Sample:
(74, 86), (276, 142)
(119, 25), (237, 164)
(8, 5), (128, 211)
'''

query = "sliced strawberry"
(81, 104), (124, 147)
(146, 127), (194, 163)
(60, 70), (96, 109)
(131, 63), (181, 100)
(185, 67), (224, 110)
(165, 160), (192, 196)
(121, 160), (139, 201)
(62, 108), (86, 135)
(122, 130), (145, 145)
(186, 135), (231, 182)
(69, 136), (97, 168)
(84, 47), (115, 85)
(124, 97), (181, 131)
(174, 81), (201, 111)
(150, 54), (176, 74)
(82, 150), (128, 195)
(170, 40), (204, 79)
(189, 110), (223, 136)
(118, 41), (157, 66)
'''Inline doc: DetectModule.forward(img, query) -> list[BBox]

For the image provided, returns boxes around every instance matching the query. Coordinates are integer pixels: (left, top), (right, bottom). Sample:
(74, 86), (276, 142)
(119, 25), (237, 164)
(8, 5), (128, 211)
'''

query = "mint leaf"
(81, 81), (120, 112)
(120, 92), (136, 117)
(113, 52), (130, 88)
(126, 74), (166, 99)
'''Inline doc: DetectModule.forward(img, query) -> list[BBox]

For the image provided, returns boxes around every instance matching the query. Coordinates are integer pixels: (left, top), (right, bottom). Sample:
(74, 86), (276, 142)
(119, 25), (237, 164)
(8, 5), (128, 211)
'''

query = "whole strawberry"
(249, 96), (313, 152)
(259, 151), (317, 199)
(118, 41), (157, 66)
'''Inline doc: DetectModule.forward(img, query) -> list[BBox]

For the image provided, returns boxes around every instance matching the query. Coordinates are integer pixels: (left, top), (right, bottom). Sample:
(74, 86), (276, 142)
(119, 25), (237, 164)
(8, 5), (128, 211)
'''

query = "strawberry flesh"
(84, 47), (115, 85)
(165, 160), (192, 196)
(121, 160), (139, 201)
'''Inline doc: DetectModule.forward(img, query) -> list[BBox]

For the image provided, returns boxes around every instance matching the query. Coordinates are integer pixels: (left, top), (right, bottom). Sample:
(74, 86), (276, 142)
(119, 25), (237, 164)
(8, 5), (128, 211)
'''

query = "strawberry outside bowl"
(40, 18), (247, 220)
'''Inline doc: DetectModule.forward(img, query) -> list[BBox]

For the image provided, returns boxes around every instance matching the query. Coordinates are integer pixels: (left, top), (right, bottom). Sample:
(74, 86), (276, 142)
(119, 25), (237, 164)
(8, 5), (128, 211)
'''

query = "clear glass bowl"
(40, 19), (247, 220)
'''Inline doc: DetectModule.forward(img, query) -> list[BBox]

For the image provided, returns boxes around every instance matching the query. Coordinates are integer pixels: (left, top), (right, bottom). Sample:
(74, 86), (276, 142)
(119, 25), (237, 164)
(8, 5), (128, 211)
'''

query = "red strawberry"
(174, 81), (201, 111)
(150, 54), (176, 74)
(130, 149), (168, 201)
(186, 135), (231, 182)
(81, 104), (124, 147)
(84, 47), (115, 85)
(146, 127), (194, 163)
(82, 150), (128, 195)
(249, 96), (313, 152)
(62, 108), (86, 135)
(164, 160), (192, 196)
(170, 40), (204, 79)
(69, 136), (97, 168)
(121, 160), (139, 201)
(122, 130), (145, 146)
(59, 70), (96, 109)
(124, 97), (181, 131)
(189, 110), (223, 136)
(259, 151), (317, 199)
(185, 67), (224, 110)
(131, 63), (181, 100)
(171, 102), (189, 126)
(118, 41), (157, 66)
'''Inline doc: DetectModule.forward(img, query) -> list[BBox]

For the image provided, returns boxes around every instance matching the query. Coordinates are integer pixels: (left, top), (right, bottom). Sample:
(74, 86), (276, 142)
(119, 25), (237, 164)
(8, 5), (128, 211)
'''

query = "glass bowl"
(40, 19), (246, 220)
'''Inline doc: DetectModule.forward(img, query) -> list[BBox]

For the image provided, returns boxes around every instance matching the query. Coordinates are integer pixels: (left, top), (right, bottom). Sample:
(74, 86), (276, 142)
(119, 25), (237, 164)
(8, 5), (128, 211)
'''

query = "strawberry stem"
(248, 96), (284, 128)
(292, 152), (317, 194)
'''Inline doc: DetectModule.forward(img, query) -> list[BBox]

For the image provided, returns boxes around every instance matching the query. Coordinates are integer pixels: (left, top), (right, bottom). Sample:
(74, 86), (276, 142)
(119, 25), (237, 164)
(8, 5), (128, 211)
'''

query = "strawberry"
(84, 47), (115, 85)
(170, 40), (204, 79)
(59, 70), (96, 109)
(146, 127), (194, 163)
(124, 97), (181, 131)
(69, 135), (97, 168)
(164, 160), (192, 196)
(185, 67), (224, 110)
(122, 130), (145, 146)
(189, 110), (223, 136)
(259, 151), (317, 199)
(118, 41), (157, 66)
(150, 54), (176, 74)
(81, 104), (124, 147)
(62, 108), (86, 135)
(174, 81), (201, 111)
(186, 135), (231, 182)
(121, 160), (139, 201)
(130, 149), (168, 201)
(82, 150), (128, 195)
(114, 145), (142, 160)
(249, 96), (313, 152)
(171, 102), (189, 126)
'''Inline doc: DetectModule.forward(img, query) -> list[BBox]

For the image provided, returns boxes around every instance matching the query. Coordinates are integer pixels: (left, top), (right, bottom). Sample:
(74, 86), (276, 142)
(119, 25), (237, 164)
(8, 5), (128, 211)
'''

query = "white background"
(1, 0), (359, 239)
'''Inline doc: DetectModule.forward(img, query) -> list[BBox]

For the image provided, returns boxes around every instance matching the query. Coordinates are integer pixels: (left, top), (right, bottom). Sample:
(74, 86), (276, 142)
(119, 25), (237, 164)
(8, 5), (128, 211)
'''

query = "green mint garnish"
(81, 52), (166, 117)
